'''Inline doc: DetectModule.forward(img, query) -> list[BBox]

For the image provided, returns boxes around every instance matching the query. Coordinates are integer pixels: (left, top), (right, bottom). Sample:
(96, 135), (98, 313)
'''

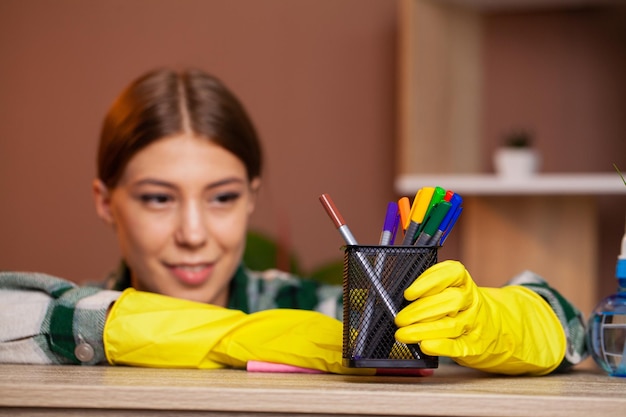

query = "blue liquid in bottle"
(587, 292), (626, 377)
(586, 224), (626, 377)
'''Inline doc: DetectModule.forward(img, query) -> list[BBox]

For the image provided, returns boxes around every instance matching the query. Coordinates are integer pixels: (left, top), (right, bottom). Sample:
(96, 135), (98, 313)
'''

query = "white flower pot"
(494, 148), (540, 178)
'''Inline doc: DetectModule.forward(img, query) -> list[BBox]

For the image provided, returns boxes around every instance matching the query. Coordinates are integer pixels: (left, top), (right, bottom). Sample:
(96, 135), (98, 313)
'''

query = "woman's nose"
(175, 201), (208, 248)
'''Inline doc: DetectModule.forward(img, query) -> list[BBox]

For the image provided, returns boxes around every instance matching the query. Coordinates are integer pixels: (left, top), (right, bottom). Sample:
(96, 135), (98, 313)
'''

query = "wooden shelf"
(396, 173), (626, 195)
(394, 172), (626, 315)
(396, 1), (625, 316)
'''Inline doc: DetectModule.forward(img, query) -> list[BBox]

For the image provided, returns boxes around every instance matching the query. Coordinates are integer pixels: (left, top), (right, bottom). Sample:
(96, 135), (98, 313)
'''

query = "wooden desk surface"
(1, 364), (624, 417)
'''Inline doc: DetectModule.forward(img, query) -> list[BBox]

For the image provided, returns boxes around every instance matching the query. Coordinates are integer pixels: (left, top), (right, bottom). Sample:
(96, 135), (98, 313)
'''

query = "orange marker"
(397, 196), (411, 231)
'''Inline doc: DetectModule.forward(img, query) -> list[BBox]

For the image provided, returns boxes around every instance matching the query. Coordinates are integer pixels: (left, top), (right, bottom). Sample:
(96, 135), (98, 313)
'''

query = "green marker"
(414, 201), (452, 246)
(416, 186), (446, 235)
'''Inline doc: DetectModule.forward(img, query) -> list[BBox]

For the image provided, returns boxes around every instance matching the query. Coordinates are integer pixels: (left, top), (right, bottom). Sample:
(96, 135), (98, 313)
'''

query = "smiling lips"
(168, 263), (213, 286)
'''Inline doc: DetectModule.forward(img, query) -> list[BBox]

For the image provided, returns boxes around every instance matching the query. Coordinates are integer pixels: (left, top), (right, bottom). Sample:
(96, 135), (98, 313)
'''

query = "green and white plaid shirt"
(0, 265), (587, 370)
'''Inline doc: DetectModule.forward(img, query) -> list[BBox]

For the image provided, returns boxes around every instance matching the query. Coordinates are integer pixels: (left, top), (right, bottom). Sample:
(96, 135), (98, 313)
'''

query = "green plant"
(243, 230), (344, 285)
(307, 259), (344, 286)
(243, 230), (301, 273)
(503, 129), (532, 148)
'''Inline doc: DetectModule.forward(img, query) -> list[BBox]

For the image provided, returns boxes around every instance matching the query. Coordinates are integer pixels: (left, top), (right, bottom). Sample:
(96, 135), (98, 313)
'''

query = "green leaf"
(243, 229), (343, 284)
(243, 230), (302, 274)
(614, 164), (626, 186)
(309, 259), (344, 286)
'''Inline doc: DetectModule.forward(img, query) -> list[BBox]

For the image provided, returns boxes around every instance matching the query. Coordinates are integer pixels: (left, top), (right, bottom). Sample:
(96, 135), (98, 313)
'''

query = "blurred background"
(1, 0), (625, 316)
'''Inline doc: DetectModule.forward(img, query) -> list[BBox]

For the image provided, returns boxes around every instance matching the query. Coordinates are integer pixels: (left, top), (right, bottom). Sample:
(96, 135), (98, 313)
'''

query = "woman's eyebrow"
(132, 179), (177, 189)
(131, 177), (246, 189)
(206, 177), (246, 189)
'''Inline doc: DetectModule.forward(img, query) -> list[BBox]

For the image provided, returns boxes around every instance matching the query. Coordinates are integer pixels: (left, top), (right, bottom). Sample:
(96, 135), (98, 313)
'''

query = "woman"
(0, 68), (587, 375)
(95, 68), (262, 306)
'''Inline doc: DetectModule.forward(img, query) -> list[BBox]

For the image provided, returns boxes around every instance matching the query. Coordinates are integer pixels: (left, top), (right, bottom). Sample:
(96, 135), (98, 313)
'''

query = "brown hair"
(97, 68), (262, 188)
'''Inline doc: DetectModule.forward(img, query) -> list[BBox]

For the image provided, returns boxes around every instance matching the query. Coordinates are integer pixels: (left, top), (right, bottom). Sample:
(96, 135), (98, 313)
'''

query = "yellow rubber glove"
(104, 288), (373, 375)
(395, 261), (566, 375)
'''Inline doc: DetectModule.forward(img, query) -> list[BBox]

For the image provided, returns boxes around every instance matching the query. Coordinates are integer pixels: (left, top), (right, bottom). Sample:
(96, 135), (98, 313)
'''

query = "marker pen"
(440, 206), (463, 245)
(319, 194), (398, 317)
(380, 201), (399, 246)
(390, 209), (401, 245)
(430, 194), (462, 245)
(414, 201), (452, 246)
(397, 196), (411, 232)
(354, 201), (398, 357)
(418, 186), (446, 235)
(319, 194), (358, 245)
(402, 187), (434, 245)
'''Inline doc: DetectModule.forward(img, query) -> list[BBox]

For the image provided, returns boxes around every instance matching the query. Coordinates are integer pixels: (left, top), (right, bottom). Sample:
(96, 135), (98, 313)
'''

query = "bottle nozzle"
(621, 213), (626, 260)
(617, 213), (626, 284)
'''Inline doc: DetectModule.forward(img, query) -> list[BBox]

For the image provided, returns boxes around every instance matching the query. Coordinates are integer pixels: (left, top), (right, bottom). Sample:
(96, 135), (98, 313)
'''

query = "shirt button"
(75, 343), (95, 363)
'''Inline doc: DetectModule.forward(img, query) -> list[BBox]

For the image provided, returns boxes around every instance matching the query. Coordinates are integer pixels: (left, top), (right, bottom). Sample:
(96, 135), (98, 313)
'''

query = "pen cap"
(422, 201), (452, 236)
(381, 201), (400, 245)
(398, 197), (411, 230)
(409, 187), (433, 224)
(439, 194), (462, 231)
(383, 202), (399, 232)
(423, 186), (446, 220)
(319, 194), (345, 228)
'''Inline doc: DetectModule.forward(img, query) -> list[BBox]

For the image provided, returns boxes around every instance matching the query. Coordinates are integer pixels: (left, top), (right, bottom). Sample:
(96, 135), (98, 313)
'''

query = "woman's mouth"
(167, 263), (213, 286)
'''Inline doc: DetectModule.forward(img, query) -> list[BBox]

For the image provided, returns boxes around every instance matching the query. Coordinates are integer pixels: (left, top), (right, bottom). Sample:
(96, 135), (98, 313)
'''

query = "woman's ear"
(92, 179), (115, 226)
(247, 177), (262, 215)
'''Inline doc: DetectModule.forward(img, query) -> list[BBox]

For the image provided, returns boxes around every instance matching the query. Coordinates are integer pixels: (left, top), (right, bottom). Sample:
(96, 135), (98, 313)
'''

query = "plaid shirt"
(0, 265), (587, 370)
(0, 265), (342, 365)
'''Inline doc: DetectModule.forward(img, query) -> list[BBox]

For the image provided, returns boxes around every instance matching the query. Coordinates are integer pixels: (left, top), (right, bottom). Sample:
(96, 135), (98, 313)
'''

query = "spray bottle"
(587, 215), (626, 376)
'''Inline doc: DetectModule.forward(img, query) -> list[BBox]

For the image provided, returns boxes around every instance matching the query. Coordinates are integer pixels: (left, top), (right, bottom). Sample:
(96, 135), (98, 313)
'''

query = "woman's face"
(93, 133), (260, 305)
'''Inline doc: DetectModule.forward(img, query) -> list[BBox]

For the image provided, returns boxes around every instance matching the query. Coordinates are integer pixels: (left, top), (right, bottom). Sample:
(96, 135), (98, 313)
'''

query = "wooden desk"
(1, 364), (624, 416)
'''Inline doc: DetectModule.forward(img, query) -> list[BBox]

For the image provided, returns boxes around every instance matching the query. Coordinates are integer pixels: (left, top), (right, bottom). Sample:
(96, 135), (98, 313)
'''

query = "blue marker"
(440, 206), (463, 245)
(430, 194), (463, 245)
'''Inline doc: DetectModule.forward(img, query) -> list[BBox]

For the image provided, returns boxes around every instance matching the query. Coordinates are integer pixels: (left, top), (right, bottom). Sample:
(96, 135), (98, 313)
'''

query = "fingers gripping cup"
(343, 245), (439, 369)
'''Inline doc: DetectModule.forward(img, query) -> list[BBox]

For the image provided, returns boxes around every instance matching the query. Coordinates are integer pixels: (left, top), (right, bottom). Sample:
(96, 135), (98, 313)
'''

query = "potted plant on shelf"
(493, 129), (541, 178)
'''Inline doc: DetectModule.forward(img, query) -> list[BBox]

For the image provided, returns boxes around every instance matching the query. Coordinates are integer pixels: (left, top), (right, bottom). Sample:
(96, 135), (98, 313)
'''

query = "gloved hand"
(104, 288), (373, 375)
(394, 261), (566, 375)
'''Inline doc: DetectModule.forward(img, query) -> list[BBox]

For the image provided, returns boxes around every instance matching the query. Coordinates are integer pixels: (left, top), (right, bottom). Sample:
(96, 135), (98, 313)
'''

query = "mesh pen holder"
(342, 245), (439, 369)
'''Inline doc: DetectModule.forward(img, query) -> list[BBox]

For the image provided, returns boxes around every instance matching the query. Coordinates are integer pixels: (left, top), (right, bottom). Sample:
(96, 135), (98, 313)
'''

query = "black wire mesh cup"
(342, 245), (439, 369)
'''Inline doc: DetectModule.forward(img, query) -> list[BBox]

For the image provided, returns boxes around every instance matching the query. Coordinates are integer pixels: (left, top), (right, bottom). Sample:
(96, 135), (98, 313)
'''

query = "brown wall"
(0, 0), (400, 283)
(482, 6), (626, 299)
(1, 0), (624, 304)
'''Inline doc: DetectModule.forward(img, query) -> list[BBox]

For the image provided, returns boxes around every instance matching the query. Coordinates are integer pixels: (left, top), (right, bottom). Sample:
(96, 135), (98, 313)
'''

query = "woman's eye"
(139, 194), (173, 206)
(213, 192), (240, 205)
